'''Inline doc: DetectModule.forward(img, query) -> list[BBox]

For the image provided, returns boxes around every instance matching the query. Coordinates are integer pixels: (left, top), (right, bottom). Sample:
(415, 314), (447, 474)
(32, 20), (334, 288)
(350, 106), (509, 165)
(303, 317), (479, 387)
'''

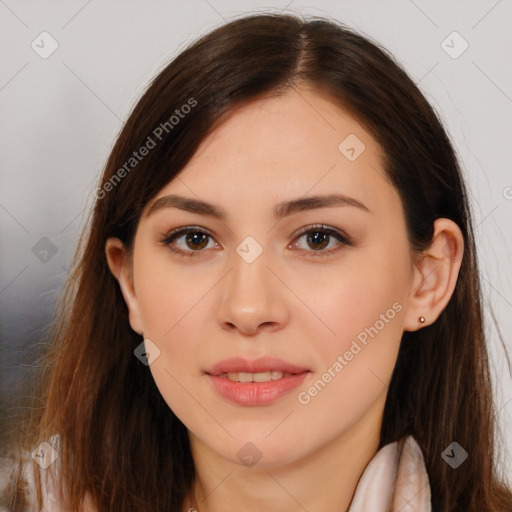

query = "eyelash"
(159, 224), (353, 259)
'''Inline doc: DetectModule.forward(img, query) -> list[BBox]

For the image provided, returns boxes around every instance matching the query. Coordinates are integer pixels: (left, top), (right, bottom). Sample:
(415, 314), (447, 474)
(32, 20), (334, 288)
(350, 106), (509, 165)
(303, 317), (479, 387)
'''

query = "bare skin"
(106, 86), (464, 512)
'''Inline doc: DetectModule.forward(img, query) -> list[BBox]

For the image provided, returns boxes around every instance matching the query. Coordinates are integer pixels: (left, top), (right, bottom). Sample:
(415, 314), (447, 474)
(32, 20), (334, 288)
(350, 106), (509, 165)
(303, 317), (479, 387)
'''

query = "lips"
(205, 356), (311, 406)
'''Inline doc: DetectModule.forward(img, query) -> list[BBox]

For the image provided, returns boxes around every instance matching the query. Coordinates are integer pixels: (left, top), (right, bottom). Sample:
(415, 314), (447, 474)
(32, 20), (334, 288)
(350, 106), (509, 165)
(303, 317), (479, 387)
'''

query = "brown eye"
(304, 230), (330, 251)
(182, 232), (209, 250)
(160, 227), (216, 257)
(292, 224), (352, 258)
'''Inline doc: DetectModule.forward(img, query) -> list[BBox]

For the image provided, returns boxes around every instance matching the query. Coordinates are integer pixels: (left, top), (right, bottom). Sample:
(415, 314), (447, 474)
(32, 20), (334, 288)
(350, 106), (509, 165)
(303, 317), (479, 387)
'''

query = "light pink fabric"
(349, 435), (432, 511)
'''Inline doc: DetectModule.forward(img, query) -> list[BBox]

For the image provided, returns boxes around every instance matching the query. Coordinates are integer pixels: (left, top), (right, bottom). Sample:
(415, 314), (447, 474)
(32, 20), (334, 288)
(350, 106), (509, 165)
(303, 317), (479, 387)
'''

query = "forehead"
(189, 89), (381, 170)
(144, 88), (398, 219)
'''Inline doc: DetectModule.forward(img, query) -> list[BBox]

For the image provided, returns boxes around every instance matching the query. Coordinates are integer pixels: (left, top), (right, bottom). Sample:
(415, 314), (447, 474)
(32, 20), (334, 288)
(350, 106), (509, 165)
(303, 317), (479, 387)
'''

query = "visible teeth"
(251, 371), (271, 382)
(223, 371), (291, 382)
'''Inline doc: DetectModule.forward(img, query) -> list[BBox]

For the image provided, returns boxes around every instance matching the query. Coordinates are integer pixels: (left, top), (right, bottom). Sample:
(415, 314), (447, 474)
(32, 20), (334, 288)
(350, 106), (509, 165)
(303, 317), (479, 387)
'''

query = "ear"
(105, 237), (144, 336)
(403, 218), (464, 332)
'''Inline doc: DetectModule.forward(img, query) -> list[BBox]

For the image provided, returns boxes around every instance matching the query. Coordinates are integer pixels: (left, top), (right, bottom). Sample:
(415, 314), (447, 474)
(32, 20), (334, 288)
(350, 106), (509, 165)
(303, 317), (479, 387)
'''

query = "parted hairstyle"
(5, 12), (512, 512)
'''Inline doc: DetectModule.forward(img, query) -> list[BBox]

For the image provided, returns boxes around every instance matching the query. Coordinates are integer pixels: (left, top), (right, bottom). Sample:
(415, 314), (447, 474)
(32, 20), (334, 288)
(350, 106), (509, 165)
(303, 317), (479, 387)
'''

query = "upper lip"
(206, 357), (310, 376)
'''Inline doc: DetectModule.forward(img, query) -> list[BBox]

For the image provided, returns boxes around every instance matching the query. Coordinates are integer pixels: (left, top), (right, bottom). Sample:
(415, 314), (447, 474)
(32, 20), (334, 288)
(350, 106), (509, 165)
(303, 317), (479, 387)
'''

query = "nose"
(215, 247), (289, 336)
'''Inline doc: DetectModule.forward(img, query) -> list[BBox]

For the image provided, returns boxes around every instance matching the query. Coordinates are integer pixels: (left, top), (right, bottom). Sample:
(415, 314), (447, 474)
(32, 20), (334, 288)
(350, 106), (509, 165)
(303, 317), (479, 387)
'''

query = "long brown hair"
(6, 12), (512, 512)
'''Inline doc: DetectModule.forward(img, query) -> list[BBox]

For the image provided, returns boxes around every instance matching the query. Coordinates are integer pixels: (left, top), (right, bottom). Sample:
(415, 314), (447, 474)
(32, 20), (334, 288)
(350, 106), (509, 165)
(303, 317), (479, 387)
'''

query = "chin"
(211, 435), (311, 469)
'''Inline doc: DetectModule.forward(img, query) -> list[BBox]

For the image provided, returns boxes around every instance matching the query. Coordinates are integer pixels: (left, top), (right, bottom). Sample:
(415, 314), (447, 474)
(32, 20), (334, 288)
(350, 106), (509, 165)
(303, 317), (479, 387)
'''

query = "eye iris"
(307, 231), (329, 250)
(186, 232), (208, 250)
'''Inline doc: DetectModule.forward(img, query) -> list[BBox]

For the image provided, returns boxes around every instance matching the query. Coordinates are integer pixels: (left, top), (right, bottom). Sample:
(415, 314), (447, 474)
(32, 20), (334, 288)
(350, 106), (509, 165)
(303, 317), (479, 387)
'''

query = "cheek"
(293, 272), (404, 434)
(136, 273), (208, 373)
(294, 247), (408, 412)
(139, 282), (206, 423)
(134, 249), (208, 338)
(132, 253), (213, 413)
(296, 254), (405, 352)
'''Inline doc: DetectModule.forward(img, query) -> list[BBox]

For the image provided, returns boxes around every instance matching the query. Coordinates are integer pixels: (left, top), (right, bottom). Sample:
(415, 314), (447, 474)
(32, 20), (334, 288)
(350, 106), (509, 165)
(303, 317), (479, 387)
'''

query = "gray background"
(1, 0), (511, 484)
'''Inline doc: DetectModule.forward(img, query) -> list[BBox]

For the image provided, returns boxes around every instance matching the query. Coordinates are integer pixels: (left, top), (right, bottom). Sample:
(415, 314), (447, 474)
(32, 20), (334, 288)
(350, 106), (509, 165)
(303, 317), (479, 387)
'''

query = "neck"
(185, 391), (385, 512)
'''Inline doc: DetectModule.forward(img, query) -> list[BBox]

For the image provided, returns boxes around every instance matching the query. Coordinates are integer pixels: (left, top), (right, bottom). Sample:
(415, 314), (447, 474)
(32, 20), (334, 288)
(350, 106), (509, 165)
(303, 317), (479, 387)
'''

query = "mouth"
(205, 357), (311, 406)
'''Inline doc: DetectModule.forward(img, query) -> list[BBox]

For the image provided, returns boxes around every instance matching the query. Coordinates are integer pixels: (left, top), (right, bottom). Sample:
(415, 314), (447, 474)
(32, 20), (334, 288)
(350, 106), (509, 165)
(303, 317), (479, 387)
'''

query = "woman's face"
(119, 88), (419, 466)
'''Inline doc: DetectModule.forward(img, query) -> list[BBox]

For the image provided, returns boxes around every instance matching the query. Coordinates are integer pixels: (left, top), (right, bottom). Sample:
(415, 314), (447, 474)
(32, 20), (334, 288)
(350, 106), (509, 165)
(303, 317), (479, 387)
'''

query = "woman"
(3, 12), (512, 512)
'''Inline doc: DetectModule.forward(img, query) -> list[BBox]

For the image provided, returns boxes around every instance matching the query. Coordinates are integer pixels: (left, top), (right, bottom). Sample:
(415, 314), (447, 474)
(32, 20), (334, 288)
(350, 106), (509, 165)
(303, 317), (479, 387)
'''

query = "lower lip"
(207, 372), (309, 406)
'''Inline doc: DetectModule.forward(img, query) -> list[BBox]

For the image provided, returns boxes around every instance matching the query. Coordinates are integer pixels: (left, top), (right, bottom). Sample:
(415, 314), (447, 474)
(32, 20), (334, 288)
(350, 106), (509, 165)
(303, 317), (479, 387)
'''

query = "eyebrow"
(145, 193), (371, 220)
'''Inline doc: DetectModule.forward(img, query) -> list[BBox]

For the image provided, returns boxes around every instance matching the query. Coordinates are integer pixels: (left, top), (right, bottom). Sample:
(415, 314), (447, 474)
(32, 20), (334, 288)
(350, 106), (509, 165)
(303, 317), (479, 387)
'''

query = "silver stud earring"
(419, 316), (425, 324)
